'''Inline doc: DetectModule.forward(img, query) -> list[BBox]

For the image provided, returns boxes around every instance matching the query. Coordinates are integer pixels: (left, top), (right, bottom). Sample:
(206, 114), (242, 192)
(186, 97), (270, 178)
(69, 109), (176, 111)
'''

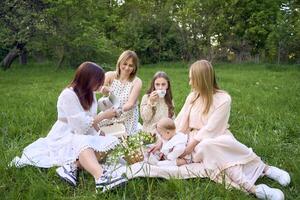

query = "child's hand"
(148, 140), (162, 153)
(148, 145), (158, 153)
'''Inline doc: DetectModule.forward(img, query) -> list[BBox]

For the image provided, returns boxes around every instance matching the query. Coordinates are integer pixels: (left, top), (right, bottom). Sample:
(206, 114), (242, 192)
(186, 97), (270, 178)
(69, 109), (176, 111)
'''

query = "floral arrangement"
(106, 131), (156, 165)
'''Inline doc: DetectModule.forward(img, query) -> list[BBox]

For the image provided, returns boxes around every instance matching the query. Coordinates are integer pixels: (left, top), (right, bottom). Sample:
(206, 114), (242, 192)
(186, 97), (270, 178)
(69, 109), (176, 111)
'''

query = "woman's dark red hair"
(69, 62), (105, 110)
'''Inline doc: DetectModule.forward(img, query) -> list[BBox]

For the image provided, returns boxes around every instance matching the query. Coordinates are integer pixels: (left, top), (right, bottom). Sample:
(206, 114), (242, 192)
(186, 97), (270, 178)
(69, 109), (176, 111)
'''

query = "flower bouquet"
(106, 131), (156, 165)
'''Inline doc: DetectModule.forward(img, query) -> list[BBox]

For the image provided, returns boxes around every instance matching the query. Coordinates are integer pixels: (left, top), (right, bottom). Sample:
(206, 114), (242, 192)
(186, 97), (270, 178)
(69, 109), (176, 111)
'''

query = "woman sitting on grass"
(175, 60), (291, 200)
(140, 71), (175, 134)
(11, 62), (127, 191)
(99, 50), (142, 135)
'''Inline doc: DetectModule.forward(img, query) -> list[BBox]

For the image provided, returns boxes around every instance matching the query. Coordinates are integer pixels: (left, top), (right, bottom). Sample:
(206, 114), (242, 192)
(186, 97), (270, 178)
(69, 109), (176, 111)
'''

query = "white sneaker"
(255, 184), (284, 200)
(95, 175), (109, 189)
(102, 174), (127, 192)
(95, 173), (127, 192)
(56, 163), (78, 187)
(265, 166), (291, 186)
(95, 164), (127, 192)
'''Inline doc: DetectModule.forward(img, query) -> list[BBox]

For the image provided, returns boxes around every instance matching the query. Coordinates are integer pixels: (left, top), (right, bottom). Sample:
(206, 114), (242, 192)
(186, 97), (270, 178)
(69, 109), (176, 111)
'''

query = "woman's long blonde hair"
(116, 50), (139, 81)
(189, 60), (219, 114)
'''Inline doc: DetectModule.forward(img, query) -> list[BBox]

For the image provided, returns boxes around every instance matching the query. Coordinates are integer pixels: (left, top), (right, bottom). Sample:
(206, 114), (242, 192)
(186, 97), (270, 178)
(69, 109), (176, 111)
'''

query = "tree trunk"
(19, 47), (28, 65)
(57, 46), (65, 70)
(277, 42), (281, 65)
(1, 42), (26, 70)
(1, 47), (19, 70)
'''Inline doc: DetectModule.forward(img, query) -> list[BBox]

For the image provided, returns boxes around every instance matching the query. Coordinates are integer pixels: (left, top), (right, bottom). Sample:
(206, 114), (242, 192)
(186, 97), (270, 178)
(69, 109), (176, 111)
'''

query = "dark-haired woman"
(11, 62), (126, 191)
(140, 71), (175, 134)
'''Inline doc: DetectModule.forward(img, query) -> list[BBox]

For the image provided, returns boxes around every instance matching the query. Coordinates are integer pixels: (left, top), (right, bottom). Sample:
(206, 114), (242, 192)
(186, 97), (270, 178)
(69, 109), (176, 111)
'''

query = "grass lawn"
(0, 62), (299, 199)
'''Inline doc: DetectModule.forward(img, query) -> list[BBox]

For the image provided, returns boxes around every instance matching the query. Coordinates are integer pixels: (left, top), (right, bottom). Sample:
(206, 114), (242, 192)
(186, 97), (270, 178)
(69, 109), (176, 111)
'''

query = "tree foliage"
(1, 0), (299, 69)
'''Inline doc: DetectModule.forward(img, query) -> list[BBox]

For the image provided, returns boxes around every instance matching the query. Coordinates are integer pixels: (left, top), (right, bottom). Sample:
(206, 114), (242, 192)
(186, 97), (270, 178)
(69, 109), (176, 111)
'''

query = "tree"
(0, 0), (47, 70)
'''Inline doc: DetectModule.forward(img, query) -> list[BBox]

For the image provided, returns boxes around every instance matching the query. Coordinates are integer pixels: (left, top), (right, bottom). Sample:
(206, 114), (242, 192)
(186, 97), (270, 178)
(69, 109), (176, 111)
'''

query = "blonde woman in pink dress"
(175, 60), (290, 200)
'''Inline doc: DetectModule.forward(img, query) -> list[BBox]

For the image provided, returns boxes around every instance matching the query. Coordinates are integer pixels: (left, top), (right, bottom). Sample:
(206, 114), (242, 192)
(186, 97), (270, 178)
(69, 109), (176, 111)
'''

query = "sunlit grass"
(0, 62), (299, 199)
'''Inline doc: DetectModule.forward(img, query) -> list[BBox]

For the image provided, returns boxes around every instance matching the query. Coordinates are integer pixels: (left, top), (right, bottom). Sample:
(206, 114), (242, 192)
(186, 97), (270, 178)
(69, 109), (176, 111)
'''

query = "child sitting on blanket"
(147, 117), (190, 166)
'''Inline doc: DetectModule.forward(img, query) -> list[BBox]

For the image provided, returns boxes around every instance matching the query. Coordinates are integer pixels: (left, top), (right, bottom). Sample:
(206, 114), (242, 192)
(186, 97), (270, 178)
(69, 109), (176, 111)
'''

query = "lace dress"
(11, 88), (119, 168)
(99, 79), (139, 135)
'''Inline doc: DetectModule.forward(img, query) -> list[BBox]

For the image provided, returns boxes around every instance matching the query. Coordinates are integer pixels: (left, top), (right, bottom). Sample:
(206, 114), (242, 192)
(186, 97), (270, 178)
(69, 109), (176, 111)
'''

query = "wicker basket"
(96, 151), (109, 163)
(124, 148), (144, 164)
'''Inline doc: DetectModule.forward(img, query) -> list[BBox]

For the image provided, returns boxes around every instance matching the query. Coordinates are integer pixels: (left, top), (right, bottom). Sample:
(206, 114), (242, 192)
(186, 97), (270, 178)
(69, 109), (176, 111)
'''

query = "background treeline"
(1, 0), (299, 69)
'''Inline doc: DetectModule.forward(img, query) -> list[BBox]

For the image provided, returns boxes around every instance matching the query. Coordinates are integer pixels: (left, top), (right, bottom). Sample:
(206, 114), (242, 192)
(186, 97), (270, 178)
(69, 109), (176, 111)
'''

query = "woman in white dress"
(100, 50), (142, 135)
(11, 62), (126, 191)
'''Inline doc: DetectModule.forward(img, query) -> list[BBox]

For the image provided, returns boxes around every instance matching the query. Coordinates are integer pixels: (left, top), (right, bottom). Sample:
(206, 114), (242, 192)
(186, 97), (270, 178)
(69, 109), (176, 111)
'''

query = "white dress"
(11, 88), (119, 168)
(100, 79), (139, 135)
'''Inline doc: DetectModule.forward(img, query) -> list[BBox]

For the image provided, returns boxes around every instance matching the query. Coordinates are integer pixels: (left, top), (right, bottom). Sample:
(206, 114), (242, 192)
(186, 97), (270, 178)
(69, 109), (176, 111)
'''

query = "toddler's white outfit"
(148, 132), (188, 166)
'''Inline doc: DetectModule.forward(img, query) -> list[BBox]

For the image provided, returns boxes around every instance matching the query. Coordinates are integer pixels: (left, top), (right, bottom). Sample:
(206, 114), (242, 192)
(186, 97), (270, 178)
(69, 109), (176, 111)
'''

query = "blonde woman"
(140, 71), (175, 134)
(175, 60), (290, 200)
(100, 50), (142, 135)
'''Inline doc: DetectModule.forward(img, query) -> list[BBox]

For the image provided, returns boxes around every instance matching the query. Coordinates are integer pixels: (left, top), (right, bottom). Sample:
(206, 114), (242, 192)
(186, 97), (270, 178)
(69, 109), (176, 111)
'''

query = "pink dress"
(175, 91), (266, 191)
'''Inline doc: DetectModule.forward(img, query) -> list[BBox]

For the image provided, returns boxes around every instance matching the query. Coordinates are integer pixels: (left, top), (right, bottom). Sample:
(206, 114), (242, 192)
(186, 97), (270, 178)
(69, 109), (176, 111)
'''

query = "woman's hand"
(99, 130), (106, 136)
(101, 108), (117, 120)
(92, 108), (117, 131)
(149, 91), (158, 105)
(180, 139), (199, 158)
(100, 86), (111, 96)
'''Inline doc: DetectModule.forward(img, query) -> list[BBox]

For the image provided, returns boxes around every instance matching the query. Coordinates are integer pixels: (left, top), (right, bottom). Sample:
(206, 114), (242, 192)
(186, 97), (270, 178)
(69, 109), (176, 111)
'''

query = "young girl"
(100, 50), (142, 135)
(140, 71), (175, 134)
(11, 62), (126, 191)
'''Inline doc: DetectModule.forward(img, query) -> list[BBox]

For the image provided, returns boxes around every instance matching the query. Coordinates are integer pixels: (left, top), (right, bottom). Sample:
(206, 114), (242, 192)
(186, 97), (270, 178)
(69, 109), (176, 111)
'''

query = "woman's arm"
(100, 71), (116, 95)
(122, 78), (142, 112)
(61, 89), (117, 134)
(193, 95), (231, 141)
(180, 139), (199, 158)
(140, 94), (155, 122)
(92, 108), (117, 131)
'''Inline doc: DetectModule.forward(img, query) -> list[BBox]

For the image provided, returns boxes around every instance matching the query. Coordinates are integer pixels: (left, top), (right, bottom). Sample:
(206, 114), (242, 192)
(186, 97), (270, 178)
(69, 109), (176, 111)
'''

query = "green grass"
(0, 62), (299, 199)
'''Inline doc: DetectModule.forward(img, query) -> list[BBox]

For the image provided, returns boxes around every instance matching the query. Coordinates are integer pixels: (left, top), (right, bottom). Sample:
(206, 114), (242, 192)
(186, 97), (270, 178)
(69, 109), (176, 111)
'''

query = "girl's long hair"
(69, 62), (105, 110)
(189, 60), (219, 114)
(146, 71), (174, 118)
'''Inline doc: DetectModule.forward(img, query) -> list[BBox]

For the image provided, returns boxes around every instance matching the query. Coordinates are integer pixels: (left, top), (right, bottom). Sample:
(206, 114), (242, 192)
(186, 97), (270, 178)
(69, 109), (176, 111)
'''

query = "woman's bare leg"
(78, 148), (103, 179)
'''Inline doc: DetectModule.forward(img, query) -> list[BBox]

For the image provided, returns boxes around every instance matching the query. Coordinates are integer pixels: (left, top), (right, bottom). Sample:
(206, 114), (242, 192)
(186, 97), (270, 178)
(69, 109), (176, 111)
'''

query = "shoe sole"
(102, 178), (127, 192)
(56, 167), (77, 187)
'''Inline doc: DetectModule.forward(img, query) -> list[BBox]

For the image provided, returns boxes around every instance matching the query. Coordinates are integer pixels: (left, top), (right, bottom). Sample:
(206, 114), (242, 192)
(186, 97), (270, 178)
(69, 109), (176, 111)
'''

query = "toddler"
(147, 117), (189, 166)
